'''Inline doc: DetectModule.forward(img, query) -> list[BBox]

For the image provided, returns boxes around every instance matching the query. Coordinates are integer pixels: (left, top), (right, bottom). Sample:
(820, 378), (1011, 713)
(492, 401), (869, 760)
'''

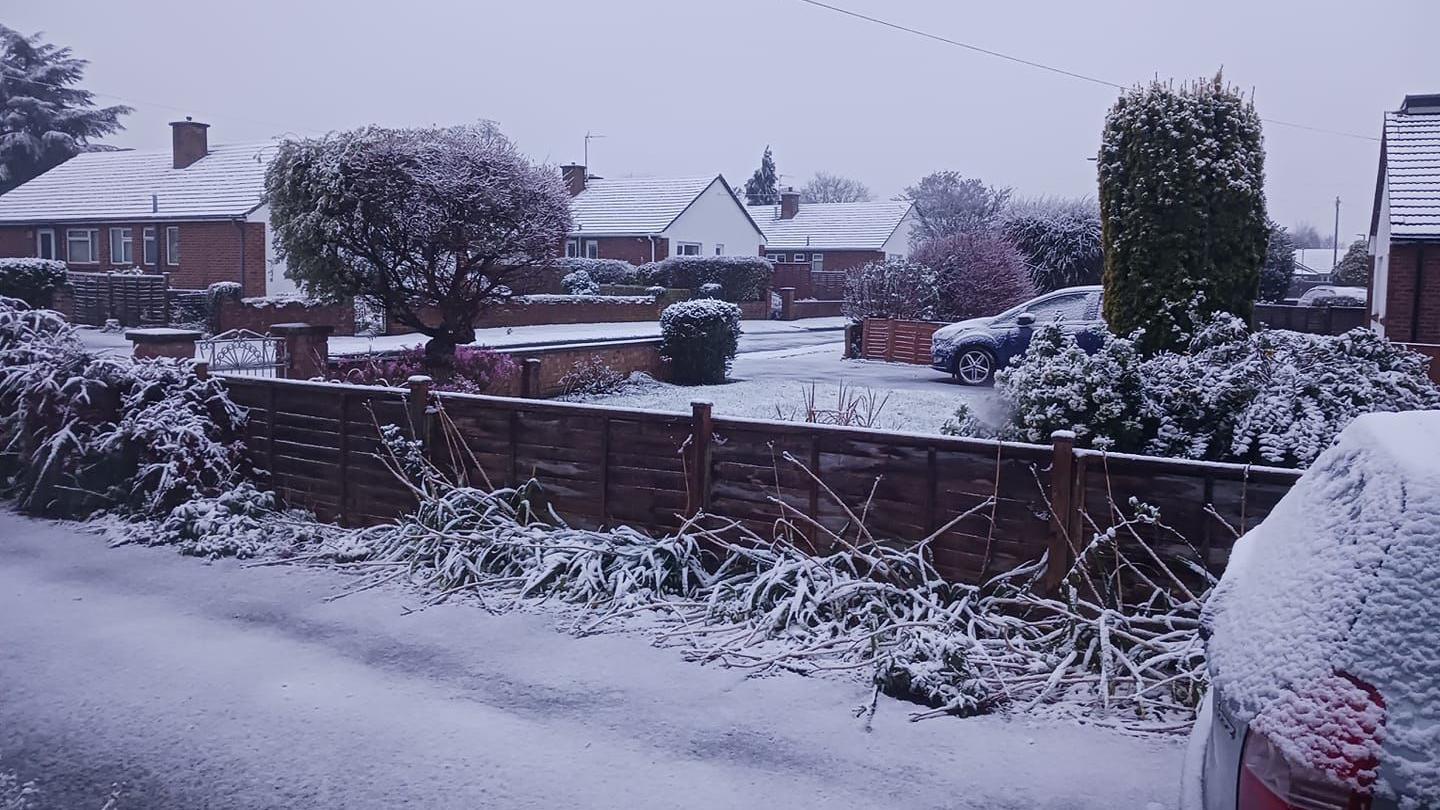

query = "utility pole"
(1332, 196), (1341, 270)
(584, 131), (606, 170)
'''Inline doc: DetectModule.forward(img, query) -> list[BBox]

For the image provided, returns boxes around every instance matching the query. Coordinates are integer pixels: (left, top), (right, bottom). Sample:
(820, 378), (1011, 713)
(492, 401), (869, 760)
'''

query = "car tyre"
(953, 347), (994, 386)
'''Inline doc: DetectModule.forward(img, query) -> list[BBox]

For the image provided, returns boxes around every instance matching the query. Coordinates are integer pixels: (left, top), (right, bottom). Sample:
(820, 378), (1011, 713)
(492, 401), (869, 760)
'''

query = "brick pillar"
(126, 327), (201, 360)
(778, 287), (797, 321)
(520, 358), (543, 398)
(270, 322), (332, 380)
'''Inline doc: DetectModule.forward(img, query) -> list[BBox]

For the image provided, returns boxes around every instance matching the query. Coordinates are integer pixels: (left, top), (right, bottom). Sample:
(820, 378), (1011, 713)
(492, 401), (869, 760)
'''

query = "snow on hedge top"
(1385, 107), (1440, 239)
(0, 143), (278, 223)
(748, 200), (913, 250)
(569, 176), (720, 235)
(1206, 411), (1440, 800)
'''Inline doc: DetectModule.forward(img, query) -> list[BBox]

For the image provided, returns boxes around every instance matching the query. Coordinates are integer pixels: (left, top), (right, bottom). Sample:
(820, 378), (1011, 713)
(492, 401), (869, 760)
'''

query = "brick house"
(1368, 94), (1440, 346)
(748, 190), (916, 297)
(561, 166), (766, 264)
(0, 120), (287, 298)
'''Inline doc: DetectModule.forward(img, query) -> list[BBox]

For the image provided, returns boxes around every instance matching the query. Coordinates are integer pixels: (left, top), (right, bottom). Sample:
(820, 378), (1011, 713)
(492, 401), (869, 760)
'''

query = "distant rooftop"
(570, 175), (732, 235)
(748, 200), (913, 251)
(1384, 95), (1440, 240)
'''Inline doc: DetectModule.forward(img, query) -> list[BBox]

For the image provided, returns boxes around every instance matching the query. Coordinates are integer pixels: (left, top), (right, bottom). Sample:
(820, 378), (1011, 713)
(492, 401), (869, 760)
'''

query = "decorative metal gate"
(200, 329), (285, 377)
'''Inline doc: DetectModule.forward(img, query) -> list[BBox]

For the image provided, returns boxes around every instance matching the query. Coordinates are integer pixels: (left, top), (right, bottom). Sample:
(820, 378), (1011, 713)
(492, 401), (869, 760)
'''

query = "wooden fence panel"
(64, 271), (169, 327)
(215, 375), (1304, 586)
(860, 318), (943, 365)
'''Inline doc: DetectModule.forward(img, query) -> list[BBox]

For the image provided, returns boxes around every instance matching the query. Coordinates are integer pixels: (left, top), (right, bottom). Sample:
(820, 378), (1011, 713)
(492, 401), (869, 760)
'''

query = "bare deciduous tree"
(799, 171), (872, 203)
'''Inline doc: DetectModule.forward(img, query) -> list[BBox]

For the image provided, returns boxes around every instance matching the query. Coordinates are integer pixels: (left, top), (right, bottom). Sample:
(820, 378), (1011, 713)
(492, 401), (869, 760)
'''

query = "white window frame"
(714, 243), (725, 256)
(66, 228), (98, 264)
(793, 252), (807, 263)
(36, 228), (57, 260)
(142, 226), (157, 265)
(565, 238), (580, 258)
(109, 227), (134, 266)
(166, 226), (180, 266)
(676, 242), (702, 256)
(765, 252), (781, 262)
(583, 239), (599, 259)
(811, 252), (824, 272)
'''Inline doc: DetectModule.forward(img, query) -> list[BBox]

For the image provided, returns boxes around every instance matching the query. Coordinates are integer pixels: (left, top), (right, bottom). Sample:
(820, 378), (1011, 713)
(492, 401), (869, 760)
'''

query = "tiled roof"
(1294, 248), (1338, 274)
(0, 142), (278, 223)
(569, 175), (721, 235)
(748, 200), (912, 250)
(1385, 110), (1440, 239)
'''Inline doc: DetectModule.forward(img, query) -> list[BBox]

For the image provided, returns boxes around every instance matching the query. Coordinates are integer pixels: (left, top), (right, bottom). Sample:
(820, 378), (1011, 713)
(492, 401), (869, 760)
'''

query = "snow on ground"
(576, 343), (1005, 435)
(330, 316), (848, 356)
(0, 511), (1182, 809)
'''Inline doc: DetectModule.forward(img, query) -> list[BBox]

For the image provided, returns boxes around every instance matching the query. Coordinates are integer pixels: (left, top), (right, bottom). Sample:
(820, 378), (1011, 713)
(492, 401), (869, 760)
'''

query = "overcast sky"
(12, 0), (1438, 241)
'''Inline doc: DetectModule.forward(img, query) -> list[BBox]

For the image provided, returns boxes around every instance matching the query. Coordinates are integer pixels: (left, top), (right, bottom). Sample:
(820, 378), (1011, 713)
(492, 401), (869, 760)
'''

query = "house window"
(811, 252), (824, 272)
(677, 242), (702, 256)
(66, 228), (98, 264)
(142, 227), (157, 265)
(584, 239), (599, 259)
(36, 229), (57, 260)
(714, 243), (725, 256)
(766, 253), (782, 262)
(109, 227), (134, 266)
(793, 252), (807, 263)
(565, 238), (580, 258)
(166, 226), (180, 265)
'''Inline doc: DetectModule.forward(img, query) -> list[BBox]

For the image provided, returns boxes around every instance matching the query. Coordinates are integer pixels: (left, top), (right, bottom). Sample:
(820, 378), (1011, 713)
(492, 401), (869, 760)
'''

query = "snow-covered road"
(0, 512), (1183, 809)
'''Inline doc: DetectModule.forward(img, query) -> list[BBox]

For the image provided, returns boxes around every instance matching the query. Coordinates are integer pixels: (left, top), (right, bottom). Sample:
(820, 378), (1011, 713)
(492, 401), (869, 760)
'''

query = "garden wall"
(217, 375), (1301, 588)
(214, 295), (357, 336)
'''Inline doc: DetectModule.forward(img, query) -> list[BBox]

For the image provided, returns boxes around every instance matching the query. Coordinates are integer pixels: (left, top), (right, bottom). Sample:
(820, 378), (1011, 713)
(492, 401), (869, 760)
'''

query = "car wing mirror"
(1016, 312), (1036, 327)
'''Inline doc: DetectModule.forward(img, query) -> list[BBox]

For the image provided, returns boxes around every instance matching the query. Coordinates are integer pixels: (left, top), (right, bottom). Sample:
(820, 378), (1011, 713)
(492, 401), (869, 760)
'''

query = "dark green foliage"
(0, 259), (66, 307)
(1331, 239), (1369, 286)
(1001, 198), (1103, 292)
(639, 256), (773, 302)
(0, 25), (130, 194)
(1098, 74), (1268, 353)
(1260, 222), (1296, 302)
(743, 146), (779, 206)
(659, 300), (741, 385)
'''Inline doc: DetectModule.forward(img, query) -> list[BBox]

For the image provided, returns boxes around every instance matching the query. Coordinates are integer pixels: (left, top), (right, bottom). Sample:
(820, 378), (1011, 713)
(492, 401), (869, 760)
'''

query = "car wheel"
(953, 347), (994, 386)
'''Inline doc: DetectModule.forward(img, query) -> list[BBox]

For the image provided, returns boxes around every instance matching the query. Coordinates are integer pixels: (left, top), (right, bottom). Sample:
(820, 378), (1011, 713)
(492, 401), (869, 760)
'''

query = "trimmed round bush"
(660, 299), (742, 385)
(698, 282), (723, 299)
(0, 258), (67, 307)
(554, 257), (638, 284)
(561, 269), (599, 295)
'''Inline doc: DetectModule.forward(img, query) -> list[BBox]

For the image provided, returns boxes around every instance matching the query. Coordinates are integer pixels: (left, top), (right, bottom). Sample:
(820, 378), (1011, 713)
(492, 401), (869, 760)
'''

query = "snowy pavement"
(0, 511), (1182, 809)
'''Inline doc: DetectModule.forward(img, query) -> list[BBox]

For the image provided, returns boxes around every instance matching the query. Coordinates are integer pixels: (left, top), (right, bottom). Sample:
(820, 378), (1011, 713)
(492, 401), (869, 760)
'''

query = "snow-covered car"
(930, 286), (1105, 385)
(1180, 411), (1439, 810)
(1296, 285), (1368, 307)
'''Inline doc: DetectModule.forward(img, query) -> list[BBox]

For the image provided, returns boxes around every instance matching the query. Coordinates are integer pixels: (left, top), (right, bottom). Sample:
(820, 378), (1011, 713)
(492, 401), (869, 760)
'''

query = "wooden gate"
(860, 318), (943, 365)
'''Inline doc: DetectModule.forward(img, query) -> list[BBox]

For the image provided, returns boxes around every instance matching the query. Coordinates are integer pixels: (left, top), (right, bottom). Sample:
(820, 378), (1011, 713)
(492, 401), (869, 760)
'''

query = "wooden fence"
(861, 318), (943, 365)
(217, 375), (1301, 587)
(65, 271), (170, 327)
(1252, 303), (1366, 336)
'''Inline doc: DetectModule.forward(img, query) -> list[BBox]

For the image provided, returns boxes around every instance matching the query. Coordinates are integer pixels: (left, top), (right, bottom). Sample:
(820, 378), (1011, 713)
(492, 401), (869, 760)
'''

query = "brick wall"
(766, 249), (881, 275)
(214, 295), (356, 336)
(1382, 243), (1440, 343)
(491, 339), (669, 397)
(568, 236), (670, 265)
(0, 221), (267, 297)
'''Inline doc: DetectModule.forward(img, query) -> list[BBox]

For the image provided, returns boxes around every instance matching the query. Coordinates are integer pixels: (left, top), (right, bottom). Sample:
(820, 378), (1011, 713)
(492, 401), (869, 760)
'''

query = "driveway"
(0, 512), (1181, 810)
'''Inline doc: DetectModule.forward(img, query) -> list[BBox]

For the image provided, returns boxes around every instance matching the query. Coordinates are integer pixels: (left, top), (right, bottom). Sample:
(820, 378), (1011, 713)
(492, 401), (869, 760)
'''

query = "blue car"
(930, 286), (1106, 385)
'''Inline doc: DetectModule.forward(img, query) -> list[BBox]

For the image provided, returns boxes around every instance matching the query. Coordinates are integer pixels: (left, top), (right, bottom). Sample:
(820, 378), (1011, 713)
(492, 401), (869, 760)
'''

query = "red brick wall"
(1382, 243), (1440, 343)
(565, 236), (670, 265)
(490, 339), (669, 397)
(765, 249), (882, 275)
(0, 221), (266, 297)
(214, 295), (356, 336)
(392, 297), (664, 335)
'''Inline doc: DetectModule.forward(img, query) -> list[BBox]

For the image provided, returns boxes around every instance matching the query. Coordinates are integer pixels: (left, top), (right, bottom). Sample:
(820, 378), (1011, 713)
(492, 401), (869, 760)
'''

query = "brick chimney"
(779, 187), (800, 220)
(170, 118), (210, 169)
(561, 164), (587, 196)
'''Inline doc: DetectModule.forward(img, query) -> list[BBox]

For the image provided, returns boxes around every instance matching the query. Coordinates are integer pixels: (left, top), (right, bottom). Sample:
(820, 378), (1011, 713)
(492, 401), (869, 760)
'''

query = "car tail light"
(1237, 675), (1384, 810)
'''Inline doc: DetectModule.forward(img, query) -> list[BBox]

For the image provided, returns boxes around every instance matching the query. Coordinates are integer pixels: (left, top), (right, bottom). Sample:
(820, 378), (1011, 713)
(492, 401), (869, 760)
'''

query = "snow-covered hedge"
(561, 269), (599, 295)
(0, 297), (250, 519)
(948, 317), (1440, 467)
(0, 258), (67, 308)
(553, 257), (638, 284)
(640, 256), (772, 302)
(697, 282), (723, 299)
(659, 299), (741, 385)
(843, 257), (933, 320)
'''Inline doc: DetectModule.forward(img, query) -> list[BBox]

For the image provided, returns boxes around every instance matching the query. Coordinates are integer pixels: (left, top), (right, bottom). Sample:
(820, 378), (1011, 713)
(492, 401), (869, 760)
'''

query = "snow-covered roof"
(0, 142), (278, 224)
(1293, 248), (1337, 275)
(569, 175), (736, 236)
(748, 200), (913, 251)
(1206, 411), (1440, 800)
(1383, 107), (1440, 240)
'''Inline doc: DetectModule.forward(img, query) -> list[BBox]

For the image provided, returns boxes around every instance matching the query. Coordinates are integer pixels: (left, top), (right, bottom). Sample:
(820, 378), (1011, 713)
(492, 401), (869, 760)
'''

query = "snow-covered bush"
(0, 297), (250, 519)
(557, 355), (630, 397)
(127, 481), (326, 558)
(697, 281), (723, 299)
(554, 257), (637, 284)
(337, 345), (515, 394)
(561, 269), (599, 295)
(952, 317), (1440, 467)
(645, 285), (666, 298)
(659, 299), (741, 385)
(843, 257), (934, 320)
(913, 231), (1036, 322)
(0, 258), (66, 307)
(639, 256), (772, 302)
(1001, 197), (1102, 293)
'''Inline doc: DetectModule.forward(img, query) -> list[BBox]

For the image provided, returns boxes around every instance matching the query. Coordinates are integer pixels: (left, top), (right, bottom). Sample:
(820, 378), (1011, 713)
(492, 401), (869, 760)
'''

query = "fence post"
(407, 375), (433, 450)
(193, 360), (209, 380)
(688, 401), (713, 515)
(520, 358), (543, 398)
(843, 322), (858, 359)
(1043, 429), (1077, 593)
